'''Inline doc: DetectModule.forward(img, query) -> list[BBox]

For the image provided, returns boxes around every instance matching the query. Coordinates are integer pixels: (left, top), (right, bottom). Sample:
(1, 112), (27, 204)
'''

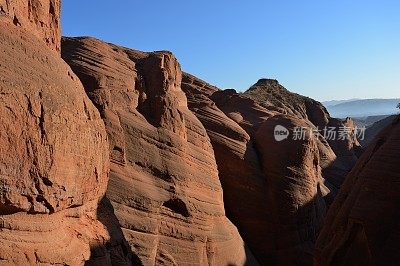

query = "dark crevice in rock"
(162, 198), (190, 218)
(13, 15), (20, 26)
(36, 194), (55, 213)
(0, 201), (25, 215)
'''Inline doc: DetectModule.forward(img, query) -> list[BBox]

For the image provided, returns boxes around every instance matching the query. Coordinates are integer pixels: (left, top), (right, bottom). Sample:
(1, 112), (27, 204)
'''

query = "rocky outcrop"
(243, 79), (362, 196)
(0, 6), (109, 265)
(182, 75), (330, 264)
(322, 118), (362, 195)
(0, 0), (61, 52)
(315, 115), (400, 265)
(62, 37), (256, 265)
(243, 79), (330, 128)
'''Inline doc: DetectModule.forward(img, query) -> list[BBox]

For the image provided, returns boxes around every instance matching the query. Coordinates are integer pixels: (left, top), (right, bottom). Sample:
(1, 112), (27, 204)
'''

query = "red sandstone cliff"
(61, 37), (257, 265)
(0, 2), (109, 265)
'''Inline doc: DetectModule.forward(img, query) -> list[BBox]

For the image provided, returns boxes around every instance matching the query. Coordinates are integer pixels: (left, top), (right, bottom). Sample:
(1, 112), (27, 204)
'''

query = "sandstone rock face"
(315, 115), (400, 265)
(182, 75), (330, 264)
(0, 0), (61, 52)
(62, 37), (255, 265)
(243, 79), (362, 196)
(243, 79), (330, 128)
(0, 10), (109, 266)
(182, 76), (272, 262)
(255, 115), (327, 265)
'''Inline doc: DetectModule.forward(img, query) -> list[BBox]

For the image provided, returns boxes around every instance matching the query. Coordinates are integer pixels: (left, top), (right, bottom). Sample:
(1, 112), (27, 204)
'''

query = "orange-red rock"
(182, 75), (271, 262)
(315, 115), (400, 265)
(0, 0), (61, 52)
(183, 75), (331, 264)
(0, 5), (109, 265)
(62, 37), (256, 265)
(243, 79), (362, 196)
(243, 79), (330, 128)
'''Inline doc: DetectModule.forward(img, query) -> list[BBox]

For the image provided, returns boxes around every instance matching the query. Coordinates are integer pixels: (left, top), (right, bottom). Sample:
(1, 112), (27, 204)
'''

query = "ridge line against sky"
(61, 0), (399, 101)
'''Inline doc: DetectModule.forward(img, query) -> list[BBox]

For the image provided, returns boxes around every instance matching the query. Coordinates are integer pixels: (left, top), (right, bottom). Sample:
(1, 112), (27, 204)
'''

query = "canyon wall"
(62, 37), (256, 265)
(0, 2), (109, 265)
(315, 116), (400, 265)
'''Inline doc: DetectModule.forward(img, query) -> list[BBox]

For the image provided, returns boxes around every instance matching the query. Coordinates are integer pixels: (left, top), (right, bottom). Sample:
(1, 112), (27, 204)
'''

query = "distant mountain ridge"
(323, 99), (361, 107)
(323, 98), (399, 118)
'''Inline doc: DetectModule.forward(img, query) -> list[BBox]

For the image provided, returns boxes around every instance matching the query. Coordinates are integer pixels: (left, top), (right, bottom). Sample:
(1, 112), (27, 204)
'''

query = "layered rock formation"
(182, 75), (273, 262)
(243, 79), (330, 128)
(254, 115), (328, 265)
(0, 2), (372, 265)
(0, 2), (109, 265)
(182, 76), (333, 264)
(62, 37), (255, 265)
(315, 115), (400, 265)
(243, 79), (362, 195)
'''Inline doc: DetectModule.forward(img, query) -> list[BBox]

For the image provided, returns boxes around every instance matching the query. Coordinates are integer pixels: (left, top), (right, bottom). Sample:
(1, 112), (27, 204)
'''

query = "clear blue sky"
(62, 0), (399, 101)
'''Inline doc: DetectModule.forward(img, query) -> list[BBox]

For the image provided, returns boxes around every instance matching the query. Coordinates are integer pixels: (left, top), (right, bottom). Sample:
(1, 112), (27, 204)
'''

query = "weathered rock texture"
(182, 76), (332, 264)
(0, 0), (61, 52)
(182, 75), (363, 264)
(62, 37), (256, 265)
(0, 6), (109, 265)
(255, 115), (327, 265)
(243, 79), (362, 192)
(243, 79), (330, 128)
(315, 115), (400, 265)
(182, 76), (273, 262)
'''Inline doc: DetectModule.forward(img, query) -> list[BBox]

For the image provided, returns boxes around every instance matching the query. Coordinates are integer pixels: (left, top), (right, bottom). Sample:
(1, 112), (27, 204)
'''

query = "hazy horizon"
(62, 0), (399, 102)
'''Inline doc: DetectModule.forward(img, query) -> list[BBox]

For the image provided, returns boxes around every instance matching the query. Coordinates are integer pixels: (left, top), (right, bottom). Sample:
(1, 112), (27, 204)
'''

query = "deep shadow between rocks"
(85, 197), (143, 266)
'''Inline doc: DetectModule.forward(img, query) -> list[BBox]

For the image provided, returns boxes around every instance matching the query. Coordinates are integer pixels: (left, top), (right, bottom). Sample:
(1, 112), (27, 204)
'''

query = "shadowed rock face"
(182, 75), (330, 264)
(0, 5), (109, 265)
(0, 2), (389, 265)
(255, 115), (327, 265)
(0, 0), (61, 52)
(315, 115), (400, 265)
(243, 79), (362, 196)
(62, 37), (256, 265)
(182, 76), (272, 262)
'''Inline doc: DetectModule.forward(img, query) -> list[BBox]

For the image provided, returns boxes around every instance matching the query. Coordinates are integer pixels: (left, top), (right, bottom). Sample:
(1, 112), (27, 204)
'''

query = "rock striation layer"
(243, 79), (362, 195)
